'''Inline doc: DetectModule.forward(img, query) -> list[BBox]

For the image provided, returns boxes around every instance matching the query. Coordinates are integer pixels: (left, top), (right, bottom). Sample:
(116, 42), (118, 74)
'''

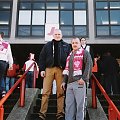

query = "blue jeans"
(0, 60), (8, 93)
(6, 77), (15, 92)
(0, 77), (5, 92)
(26, 71), (34, 88)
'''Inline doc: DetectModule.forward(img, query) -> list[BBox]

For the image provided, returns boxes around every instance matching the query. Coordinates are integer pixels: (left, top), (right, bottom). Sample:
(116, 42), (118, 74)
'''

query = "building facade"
(0, 0), (120, 66)
(0, 0), (120, 44)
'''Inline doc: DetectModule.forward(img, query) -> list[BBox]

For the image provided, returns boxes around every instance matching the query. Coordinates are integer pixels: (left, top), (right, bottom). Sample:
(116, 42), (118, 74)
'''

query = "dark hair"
(79, 37), (86, 41)
(0, 32), (4, 38)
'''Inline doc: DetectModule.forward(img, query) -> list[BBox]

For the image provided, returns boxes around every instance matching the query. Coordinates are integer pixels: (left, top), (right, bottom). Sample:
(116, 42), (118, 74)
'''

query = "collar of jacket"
(52, 39), (63, 43)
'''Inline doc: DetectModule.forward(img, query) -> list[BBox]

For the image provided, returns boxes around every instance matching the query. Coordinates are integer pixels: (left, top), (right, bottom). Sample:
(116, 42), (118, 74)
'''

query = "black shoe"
(38, 112), (46, 120)
(56, 112), (65, 120)
(57, 117), (64, 120)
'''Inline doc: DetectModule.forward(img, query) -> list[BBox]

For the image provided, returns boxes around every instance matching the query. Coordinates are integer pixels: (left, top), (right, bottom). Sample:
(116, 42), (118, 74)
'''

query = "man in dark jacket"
(100, 51), (120, 94)
(38, 29), (71, 120)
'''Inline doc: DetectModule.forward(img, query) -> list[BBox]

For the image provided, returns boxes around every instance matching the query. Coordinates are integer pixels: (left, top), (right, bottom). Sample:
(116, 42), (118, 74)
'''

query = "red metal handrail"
(0, 62), (37, 120)
(92, 74), (120, 120)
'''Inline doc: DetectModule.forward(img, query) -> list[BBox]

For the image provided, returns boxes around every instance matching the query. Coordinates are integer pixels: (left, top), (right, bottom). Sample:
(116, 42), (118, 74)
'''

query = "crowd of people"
(0, 32), (39, 97)
(0, 29), (120, 120)
(93, 51), (120, 95)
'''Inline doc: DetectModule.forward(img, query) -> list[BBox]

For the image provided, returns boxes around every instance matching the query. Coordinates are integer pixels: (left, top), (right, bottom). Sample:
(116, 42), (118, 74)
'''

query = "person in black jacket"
(38, 29), (71, 120)
(100, 51), (120, 94)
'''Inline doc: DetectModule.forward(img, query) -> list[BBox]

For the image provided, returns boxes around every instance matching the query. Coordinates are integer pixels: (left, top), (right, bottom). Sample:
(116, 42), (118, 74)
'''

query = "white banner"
(45, 23), (59, 41)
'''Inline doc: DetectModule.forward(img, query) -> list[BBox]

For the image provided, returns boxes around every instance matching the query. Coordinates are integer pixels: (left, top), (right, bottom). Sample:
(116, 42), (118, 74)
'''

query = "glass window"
(74, 0), (87, 1)
(0, 1), (12, 37)
(18, 26), (30, 36)
(18, 10), (31, 25)
(19, 0), (31, 1)
(110, 2), (120, 9)
(0, 26), (9, 36)
(0, 2), (11, 9)
(74, 2), (86, 9)
(74, 11), (86, 25)
(97, 26), (109, 36)
(96, 10), (109, 25)
(60, 26), (73, 36)
(60, 2), (72, 9)
(46, 11), (59, 24)
(17, 0), (88, 37)
(96, 2), (108, 9)
(32, 26), (44, 36)
(61, 0), (72, 1)
(111, 26), (120, 35)
(74, 26), (87, 36)
(46, 2), (59, 9)
(110, 10), (120, 25)
(95, 1), (120, 37)
(60, 11), (73, 25)
(32, 11), (45, 25)
(0, 11), (10, 25)
(33, 2), (45, 9)
(19, 2), (31, 9)
(96, 0), (108, 1)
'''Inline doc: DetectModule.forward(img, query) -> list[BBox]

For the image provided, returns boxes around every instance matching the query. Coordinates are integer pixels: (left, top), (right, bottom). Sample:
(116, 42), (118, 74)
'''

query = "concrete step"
(4, 99), (18, 105)
(30, 113), (57, 120)
(4, 104), (15, 113)
(99, 99), (120, 106)
(3, 88), (20, 119)
(30, 94), (62, 120)
(97, 94), (120, 100)
(97, 94), (120, 118)
(33, 105), (57, 113)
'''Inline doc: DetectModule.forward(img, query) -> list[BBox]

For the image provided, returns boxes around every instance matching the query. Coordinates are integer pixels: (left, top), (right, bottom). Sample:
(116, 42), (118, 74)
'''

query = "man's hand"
(41, 71), (46, 77)
(9, 66), (13, 70)
(61, 82), (66, 91)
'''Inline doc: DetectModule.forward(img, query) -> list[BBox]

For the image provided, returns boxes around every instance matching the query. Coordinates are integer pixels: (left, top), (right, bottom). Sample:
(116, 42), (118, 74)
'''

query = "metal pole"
(19, 78), (25, 107)
(0, 105), (4, 120)
(92, 77), (97, 109)
(33, 63), (37, 88)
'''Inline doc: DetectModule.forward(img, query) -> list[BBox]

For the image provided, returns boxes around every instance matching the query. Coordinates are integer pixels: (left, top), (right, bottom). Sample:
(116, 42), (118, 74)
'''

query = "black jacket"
(39, 39), (71, 71)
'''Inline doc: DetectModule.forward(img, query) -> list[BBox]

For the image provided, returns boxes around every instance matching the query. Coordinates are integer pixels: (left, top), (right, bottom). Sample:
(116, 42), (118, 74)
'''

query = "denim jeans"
(0, 77), (5, 93)
(5, 77), (15, 92)
(26, 71), (34, 88)
(0, 60), (8, 93)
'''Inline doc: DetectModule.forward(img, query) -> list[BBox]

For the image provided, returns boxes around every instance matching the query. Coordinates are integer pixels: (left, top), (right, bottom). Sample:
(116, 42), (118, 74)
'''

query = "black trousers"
(104, 74), (119, 94)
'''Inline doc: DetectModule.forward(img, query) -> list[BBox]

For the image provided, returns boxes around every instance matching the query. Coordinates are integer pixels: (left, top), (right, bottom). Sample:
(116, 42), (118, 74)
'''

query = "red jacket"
(7, 64), (19, 77)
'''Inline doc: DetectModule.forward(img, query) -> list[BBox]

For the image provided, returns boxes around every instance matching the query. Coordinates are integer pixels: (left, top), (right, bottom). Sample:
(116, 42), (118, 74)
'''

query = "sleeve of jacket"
(82, 50), (93, 82)
(39, 45), (46, 71)
(90, 46), (94, 66)
(7, 44), (13, 68)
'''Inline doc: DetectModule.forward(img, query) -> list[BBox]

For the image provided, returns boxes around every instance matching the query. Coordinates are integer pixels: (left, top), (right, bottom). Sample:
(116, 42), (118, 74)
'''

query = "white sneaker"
(2, 91), (6, 97)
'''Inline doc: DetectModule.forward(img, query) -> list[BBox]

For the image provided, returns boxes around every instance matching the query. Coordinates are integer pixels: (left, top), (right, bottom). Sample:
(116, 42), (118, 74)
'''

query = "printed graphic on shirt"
(0, 42), (8, 54)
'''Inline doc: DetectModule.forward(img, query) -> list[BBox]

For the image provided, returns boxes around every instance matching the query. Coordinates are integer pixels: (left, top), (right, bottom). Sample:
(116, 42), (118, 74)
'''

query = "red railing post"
(19, 78), (26, 107)
(33, 63), (37, 88)
(0, 105), (4, 120)
(92, 77), (97, 109)
(108, 105), (117, 120)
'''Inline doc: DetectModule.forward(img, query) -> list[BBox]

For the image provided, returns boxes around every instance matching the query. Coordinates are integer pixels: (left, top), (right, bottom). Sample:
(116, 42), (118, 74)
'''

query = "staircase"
(97, 94), (120, 118)
(30, 94), (58, 120)
(30, 93), (90, 120)
(0, 88), (20, 120)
